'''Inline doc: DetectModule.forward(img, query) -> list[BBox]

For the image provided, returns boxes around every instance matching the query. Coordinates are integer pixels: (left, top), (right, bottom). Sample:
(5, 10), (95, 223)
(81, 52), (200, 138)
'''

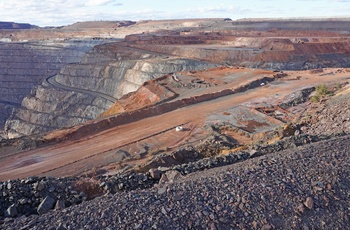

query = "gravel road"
(2, 135), (349, 229)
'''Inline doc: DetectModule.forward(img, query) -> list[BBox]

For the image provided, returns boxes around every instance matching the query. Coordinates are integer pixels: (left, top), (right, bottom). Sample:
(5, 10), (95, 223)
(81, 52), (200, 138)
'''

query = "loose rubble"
(1, 135), (349, 229)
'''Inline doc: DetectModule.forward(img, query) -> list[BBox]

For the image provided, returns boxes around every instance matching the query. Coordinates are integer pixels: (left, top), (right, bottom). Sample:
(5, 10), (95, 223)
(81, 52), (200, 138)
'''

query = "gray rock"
(158, 174), (169, 184)
(56, 223), (67, 230)
(34, 181), (45, 191)
(49, 186), (55, 193)
(164, 170), (182, 183)
(5, 204), (17, 217)
(149, 168), (162, 180)
(6, 182), (12, 190)
(37, 196), (56, 215)
(304, 197), (314, 209)
(55, 200), (66, 210)
(19, 198), (28, 205)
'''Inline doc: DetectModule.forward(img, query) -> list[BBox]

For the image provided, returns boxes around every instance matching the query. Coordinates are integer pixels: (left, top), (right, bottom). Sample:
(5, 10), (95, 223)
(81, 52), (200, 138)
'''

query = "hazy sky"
(0, 0), (349, 26)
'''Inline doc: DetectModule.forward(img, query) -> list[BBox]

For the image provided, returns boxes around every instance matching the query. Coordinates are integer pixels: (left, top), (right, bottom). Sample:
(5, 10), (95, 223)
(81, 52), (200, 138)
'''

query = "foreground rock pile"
(0, 172), (160, 219)
(1, 135), (349, 229)
(0, 131), (342, 221)
(0, 177), (87, 218)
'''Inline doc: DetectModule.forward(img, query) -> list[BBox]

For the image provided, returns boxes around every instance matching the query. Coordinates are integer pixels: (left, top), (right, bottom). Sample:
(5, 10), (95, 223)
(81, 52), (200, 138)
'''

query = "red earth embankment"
(100, 79), (178, 117)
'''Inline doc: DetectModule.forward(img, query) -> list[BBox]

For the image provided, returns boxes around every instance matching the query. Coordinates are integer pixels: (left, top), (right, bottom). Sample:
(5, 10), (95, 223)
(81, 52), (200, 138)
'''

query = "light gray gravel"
(2, 135), (349, 230)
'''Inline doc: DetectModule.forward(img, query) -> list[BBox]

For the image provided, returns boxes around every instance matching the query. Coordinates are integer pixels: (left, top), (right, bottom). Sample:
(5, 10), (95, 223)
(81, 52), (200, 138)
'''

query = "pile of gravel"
(1, 135), (349, 229)
(0, 132), (344, 221)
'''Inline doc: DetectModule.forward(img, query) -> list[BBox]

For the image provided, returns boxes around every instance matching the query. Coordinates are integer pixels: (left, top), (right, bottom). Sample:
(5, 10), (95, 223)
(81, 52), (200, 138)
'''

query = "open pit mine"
(0, 18), (349, 229)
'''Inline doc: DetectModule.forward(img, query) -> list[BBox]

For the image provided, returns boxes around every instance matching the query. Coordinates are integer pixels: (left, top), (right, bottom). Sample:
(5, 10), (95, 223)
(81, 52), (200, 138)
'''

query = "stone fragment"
(5, 204), (17, 217)
(56, 223), (67, 230)
(149, 168), (162, 180)
(157, 185), (167, 194)
(304, 197), (314, 209)
(49, 186), (55, 193)
(164, 170), (182, 183)
(161, 207), (167, 215)
(19, 198), (28, 205)
(34, 181), (45, 191)
(55, 200), (66, 210)
(296, 203), (305, 215)
(37, 196), (56, 215)
(6, 182), (12, 190)
(25, 177), (37, 184)
(252, 221), (258, 229)
(172, 151), (184, 162)
(158, 174), (169, 184)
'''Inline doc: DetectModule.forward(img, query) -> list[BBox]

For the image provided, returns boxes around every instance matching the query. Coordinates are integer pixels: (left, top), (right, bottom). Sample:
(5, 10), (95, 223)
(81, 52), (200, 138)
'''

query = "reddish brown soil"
(100, 80), (177, 117)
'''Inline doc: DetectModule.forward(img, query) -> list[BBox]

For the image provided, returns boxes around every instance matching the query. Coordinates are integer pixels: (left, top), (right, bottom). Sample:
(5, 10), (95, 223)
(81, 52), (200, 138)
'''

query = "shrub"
(310, 84), (332, 103)
(310, 95), (320, 103)
(315, 84), (328, 96)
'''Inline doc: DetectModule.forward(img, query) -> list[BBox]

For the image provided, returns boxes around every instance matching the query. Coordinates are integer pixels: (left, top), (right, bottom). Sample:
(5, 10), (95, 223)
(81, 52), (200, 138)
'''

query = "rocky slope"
(3, 42), (216, 138)
(1, 134), (348, 229)
(301, 87), (350, 136)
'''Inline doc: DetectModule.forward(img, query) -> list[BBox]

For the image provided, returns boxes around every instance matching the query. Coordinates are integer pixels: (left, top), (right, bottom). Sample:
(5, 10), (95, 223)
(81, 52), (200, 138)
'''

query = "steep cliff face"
(0, 40), (104, 132)
(4, 42), (217, 138)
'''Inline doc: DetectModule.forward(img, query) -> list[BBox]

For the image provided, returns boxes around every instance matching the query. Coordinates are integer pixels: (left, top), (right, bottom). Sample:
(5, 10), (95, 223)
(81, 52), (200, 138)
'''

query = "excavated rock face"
(0, 40), (104, 135)
(4, 42), (217, 138)
(127, 31), (350, 70)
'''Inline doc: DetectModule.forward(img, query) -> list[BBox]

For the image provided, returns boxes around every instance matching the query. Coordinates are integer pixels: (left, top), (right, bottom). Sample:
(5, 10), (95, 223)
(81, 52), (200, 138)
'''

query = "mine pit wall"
(0, 40), (105, 133)
(230, 20), (350, 33)
(4, 82), (114, 139)
(3, 55), (216, 138)
(55, 42), (216, 98)
(57, 76), (275, 142)
(131, 37), (350, 70)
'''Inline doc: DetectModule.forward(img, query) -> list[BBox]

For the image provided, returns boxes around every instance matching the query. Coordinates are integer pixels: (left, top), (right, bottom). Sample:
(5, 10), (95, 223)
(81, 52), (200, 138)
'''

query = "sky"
(0, 0), (349, 27)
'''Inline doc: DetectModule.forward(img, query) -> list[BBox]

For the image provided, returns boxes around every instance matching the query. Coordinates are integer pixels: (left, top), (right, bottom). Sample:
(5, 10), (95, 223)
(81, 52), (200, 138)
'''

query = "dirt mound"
(100, 79), (178, 117)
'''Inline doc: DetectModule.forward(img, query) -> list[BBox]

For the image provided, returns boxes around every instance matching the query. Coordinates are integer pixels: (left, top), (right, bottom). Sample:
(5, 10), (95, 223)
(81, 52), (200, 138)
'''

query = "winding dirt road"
(45, 75), (118, 103)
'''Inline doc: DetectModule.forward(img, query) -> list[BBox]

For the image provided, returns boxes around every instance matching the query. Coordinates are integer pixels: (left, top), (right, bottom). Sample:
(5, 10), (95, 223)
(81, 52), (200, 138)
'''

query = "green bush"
(315, 84), (328, 96)
(310, 95), (320, 103)
(310, 84), (333, 103)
